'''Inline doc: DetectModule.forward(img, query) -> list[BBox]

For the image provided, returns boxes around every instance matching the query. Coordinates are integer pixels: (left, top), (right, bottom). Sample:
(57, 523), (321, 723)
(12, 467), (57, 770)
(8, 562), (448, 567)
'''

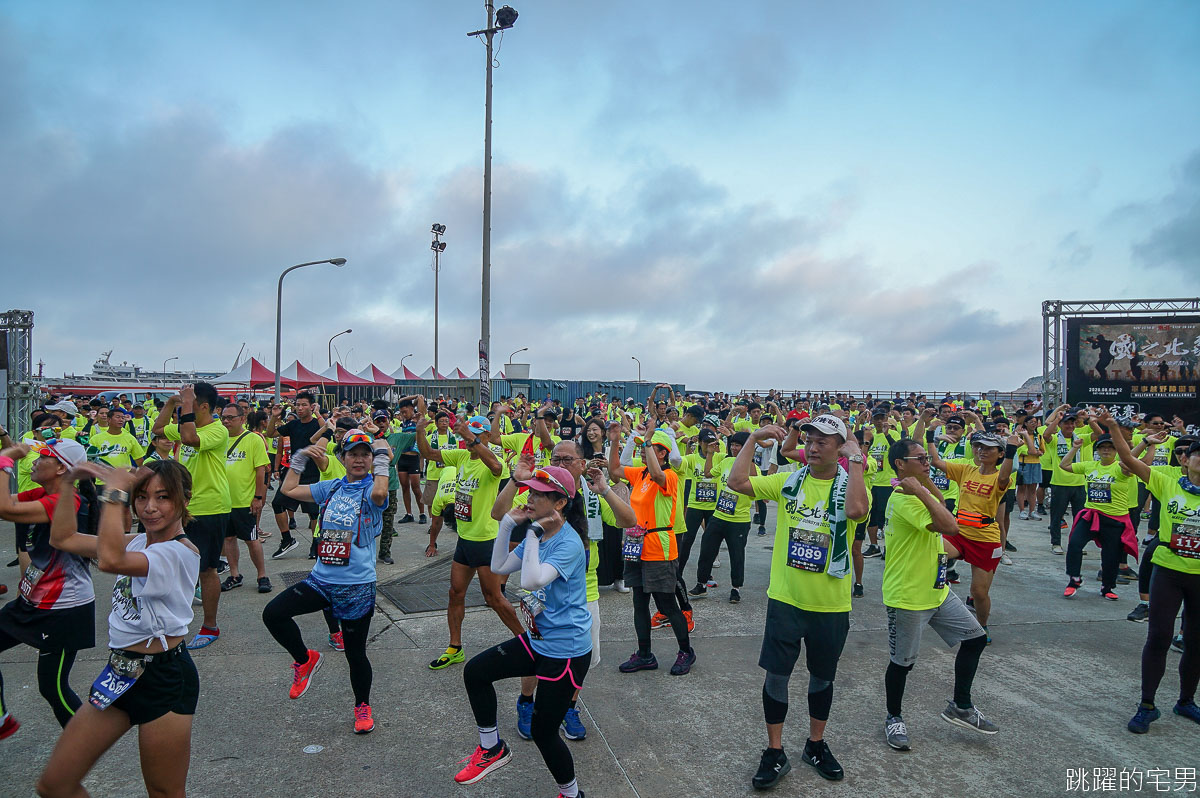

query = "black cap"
(946, 415), (966, 427)
(698, 429), (718, 443)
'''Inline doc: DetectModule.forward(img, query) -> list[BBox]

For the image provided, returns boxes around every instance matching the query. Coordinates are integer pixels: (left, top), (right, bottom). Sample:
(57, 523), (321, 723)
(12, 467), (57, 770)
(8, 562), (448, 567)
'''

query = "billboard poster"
(1065, 315), (1200, 428)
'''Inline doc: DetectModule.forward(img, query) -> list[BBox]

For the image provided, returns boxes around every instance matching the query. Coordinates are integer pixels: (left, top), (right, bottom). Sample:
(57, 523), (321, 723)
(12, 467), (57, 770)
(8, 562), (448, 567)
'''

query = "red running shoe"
(353, 703), (374, 734)
(289, 650), (323, 699)
(453, 741), (512, 784)
(0, 713), (19, 740)
(650, 612), (669, 629)
(328, 631), (345, 651)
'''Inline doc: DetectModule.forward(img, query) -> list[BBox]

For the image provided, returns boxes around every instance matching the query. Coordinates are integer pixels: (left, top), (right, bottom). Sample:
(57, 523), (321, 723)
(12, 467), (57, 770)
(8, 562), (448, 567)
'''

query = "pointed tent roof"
(418, 366), (445, 380)
(447, 367), (470, 379)
(318, 363), (375, 386)
(356, 364), (396, 386)
(492, 370), (506, 380)
(391, 364), (422, 381)
(210, 357), (279, 386)
(279, 360), (327, 387)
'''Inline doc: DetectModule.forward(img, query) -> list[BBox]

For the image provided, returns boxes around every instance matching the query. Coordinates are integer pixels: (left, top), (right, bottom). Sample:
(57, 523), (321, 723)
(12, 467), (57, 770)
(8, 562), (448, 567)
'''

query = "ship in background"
(43, 350), (225, 400)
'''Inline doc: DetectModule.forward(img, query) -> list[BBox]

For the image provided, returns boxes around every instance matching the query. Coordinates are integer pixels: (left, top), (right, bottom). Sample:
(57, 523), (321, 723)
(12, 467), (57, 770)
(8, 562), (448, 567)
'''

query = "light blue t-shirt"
(308, 476), (386, 585)
(513, 524), (592, 659)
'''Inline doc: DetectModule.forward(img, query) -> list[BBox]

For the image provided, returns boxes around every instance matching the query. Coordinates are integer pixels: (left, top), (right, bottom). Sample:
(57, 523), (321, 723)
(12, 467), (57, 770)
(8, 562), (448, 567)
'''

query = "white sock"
(478, 725), (499, 749)
(557, 778), (579, 797)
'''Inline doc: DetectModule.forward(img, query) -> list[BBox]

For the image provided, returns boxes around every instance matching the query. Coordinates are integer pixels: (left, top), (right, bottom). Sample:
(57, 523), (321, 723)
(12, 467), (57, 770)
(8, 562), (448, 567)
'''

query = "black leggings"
(1139, 537), (1161, 596)
(695, 518), (749, 588)
(596, 523), (625, 586)
(633, 588), (689, 654)
(1048, 485), (1085, 545)
(464, 636), (591, 785)
(1141, 566), (1200, 706)
(262, 581), (374, 705)
(1065, 512), (1125, 590)
(0, 630), (81, 728)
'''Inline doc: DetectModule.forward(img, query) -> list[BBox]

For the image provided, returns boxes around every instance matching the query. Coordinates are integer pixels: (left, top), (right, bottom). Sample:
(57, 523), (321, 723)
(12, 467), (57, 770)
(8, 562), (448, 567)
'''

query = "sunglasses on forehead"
(531, 468), (570, 496)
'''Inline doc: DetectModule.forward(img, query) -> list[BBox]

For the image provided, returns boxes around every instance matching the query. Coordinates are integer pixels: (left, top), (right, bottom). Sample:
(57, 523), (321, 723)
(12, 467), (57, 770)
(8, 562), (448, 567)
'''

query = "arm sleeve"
(198, 421), (227, 452)
(620, 434), (638, 467)
(519, 531), (564, 590)
(1069, 462), (1086, 475)
(490, 515), (523, 575)
(943, 461), (966, 482)
(163, 423), (181, 442)
(251, 438), (271, 469)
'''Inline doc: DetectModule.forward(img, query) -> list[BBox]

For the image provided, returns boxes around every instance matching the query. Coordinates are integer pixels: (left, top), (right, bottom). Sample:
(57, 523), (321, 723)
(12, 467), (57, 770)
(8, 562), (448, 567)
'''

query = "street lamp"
(509, 346), (528, 364)
(431, 224), (447, 375)
(631, 356), (641, 382)
(468, 3), (519, 407)
(401, 353), (414, 376)
(327, 329), (352, 367)
(164, 356), (178, 374)
(276, 258), (347, 399)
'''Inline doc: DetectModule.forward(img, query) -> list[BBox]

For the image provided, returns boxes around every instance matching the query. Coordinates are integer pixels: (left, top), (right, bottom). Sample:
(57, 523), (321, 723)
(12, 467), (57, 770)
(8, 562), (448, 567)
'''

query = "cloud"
(1132, 150), (1200, 277)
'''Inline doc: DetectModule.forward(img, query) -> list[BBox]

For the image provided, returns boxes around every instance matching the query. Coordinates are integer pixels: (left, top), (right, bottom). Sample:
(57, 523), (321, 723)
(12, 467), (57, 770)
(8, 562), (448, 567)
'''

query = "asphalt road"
(1, 505), (1196, 798)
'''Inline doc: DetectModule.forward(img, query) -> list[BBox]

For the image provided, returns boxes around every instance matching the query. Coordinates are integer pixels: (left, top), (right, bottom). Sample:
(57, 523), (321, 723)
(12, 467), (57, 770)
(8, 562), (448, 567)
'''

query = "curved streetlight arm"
(509, 347), (528, 363)
(276, 258), (347, 398)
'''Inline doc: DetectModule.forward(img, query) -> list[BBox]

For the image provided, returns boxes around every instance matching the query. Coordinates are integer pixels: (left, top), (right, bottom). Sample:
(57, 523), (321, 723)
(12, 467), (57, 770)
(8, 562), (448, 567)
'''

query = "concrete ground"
(1, 502), (1197, 798)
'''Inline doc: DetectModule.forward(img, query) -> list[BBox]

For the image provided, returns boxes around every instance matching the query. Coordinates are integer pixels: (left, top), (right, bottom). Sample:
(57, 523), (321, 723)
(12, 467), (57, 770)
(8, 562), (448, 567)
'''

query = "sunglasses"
(341, 432), (373, 448)
(901, 455), (930, 464)
(531, 468), (570, 496)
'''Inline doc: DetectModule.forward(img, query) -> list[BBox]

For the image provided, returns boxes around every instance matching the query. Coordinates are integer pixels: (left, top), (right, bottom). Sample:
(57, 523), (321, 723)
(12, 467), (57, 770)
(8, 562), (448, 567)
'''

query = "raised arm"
(49, 477), (99, 559)
(1098, 408), (1153, 483)
(457, 419), (502, 477)
(589, 466), (636, 527)
(895, 476), (959, 535)
(152, 395), (178, 437)
(730, 425), (783, 494)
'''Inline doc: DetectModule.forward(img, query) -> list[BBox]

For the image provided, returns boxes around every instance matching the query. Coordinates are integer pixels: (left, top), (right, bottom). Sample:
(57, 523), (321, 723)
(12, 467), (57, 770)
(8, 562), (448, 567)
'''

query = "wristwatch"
(846, 454), (864, 464)
(100, 487), (131, 505)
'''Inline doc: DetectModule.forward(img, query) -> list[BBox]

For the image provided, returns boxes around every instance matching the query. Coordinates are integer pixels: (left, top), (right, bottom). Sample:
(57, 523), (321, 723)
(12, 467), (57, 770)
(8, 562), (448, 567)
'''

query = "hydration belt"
(955, 510), (995, 529)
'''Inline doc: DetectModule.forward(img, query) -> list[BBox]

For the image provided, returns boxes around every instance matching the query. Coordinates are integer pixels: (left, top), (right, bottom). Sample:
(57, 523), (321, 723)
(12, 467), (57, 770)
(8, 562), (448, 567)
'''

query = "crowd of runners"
(0, 383), (1197, 796)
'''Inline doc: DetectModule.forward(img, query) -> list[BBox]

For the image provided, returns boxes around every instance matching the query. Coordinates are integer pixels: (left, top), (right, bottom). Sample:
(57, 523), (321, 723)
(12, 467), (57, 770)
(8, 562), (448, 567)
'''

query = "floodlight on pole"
(431, 223), (447, 375)
(467, 3), (519, 408)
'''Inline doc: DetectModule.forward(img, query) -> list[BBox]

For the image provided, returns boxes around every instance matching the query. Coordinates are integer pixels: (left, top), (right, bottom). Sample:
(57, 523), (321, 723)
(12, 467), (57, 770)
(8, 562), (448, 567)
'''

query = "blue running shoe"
(562, 706), (586, 740)
(1174, 699), (1200, 725)
(1128, 703), (1161, 734)
(516, 697), (533, 741)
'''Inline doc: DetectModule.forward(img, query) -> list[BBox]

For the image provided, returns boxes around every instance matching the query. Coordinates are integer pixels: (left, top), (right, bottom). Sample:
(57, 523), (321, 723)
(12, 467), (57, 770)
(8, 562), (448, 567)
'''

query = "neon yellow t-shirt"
(713, 456), (758, 523)
(165, 421), (232, 515)
(1070, 460), (1136, 517)
(88, 429), (146, 469)
(1148, 468), (1200, 575)
(224, 431), (270, 508)
(882, 491), (948, 611)
(750, 471), (865, 613)
(441, 448), (500, 542)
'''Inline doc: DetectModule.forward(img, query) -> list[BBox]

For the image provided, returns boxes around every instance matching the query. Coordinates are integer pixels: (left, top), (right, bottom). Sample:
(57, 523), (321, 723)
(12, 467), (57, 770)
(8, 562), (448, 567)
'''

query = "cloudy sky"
(4, 1), (1199, 392)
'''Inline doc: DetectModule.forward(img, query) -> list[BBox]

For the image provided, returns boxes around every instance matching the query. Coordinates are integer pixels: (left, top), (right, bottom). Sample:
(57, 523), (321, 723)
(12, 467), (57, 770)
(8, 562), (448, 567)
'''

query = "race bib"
(716, 491), (738, 516)
(695, 481), (718, 504)
(518, 590), (545, 640)
(17, 564), (44, 600)
(454, 488), (473, 522)
(1169, 522), (1200, 559)
(622, 535), (644, 561)
(933, 553), (948, 590)
(317, 527), (352, 566)
(931, 471), (950, 491)
(786, 528), (831, 573)
(88, 651), (145, 710)
(1087, 480), (1112, 504)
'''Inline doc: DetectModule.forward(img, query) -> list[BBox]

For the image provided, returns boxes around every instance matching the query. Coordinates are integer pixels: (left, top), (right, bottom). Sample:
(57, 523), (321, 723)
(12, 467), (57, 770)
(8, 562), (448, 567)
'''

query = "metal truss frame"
(1041, 298), (1200, 407)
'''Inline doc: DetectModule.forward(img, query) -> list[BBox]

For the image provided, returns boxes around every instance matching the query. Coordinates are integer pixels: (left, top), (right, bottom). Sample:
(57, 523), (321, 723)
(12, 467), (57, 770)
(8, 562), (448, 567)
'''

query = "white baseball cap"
(801, 414), (848, 441)
(46, 400), (79, 417)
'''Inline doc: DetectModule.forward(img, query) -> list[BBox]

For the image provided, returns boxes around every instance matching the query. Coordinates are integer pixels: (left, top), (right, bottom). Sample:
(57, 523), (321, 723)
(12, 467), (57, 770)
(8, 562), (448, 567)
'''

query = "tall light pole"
(468, 3), (518, 408)
(327, 329), (352, 367)
(431, 224), (447, 375)
(632, 356), (641, 382)
(276, 258), (347, 399)
(401, 353), (414, 376)
(164, 356), (178, 374)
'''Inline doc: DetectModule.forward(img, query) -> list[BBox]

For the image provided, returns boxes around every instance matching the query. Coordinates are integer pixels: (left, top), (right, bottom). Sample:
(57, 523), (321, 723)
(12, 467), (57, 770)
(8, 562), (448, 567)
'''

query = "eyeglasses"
(549, 456), (578, 465)
(901, 455), (930, 463)
(531, 468), (570, 496)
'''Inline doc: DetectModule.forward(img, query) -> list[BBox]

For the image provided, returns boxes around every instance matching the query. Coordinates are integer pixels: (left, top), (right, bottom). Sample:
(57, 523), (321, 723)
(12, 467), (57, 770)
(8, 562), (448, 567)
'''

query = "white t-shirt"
(107, 534), (200, 650)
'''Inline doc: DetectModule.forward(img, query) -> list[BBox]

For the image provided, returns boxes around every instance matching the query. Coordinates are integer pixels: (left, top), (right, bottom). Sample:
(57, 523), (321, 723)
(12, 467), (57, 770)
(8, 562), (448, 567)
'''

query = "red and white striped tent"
(211, 357), (281, 387)
(279, 360), (327, 387)
(446, 367), (470, 379)
(318, 363), (376, 386)
(356, 364), (396, 386)
(390, 364), (422, 380)
(417, 366), (446, 380)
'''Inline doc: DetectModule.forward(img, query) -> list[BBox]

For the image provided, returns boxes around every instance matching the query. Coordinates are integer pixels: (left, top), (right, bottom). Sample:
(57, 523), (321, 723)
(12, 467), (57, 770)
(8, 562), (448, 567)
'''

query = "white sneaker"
(1000, 553), (1013, 566)
(1018, 510), (1029, 521)
(713, 558), (722, 568)
(1051, 545), (1064, 555)
(1030, 512), (1043, 521)
(613, 579), (631, 594)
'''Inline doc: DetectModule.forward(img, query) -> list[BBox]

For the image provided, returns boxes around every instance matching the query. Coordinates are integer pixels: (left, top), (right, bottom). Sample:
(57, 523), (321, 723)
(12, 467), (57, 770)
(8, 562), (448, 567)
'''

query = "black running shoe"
(688, 584), (708, 598)
(862, 544), (882, 558)
(729, 588), (741, 604)
(802, 739), (844, 781)
(399, 514), (415, 524)
(288, 518), (297, 530)
(1004, 541), (1017, 552)
(853, 583), (864, 598)
(752, 747), (790, 790)
(419, 514), (428, 524)
(272, 537), (299, 559)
